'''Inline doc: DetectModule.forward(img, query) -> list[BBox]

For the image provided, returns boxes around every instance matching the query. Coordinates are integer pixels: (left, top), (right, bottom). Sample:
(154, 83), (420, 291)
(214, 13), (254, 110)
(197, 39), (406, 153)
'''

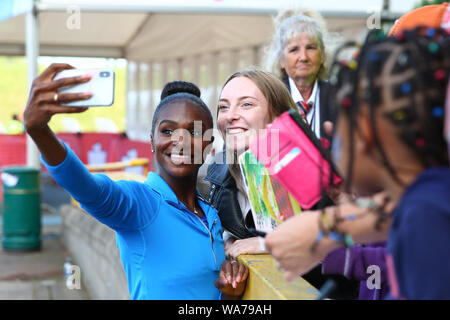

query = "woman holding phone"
(23, 63), (248, 300)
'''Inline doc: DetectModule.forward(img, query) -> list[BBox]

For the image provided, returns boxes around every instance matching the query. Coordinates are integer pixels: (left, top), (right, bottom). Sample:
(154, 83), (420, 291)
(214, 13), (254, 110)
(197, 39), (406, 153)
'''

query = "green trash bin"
(1, 166), (41, 251)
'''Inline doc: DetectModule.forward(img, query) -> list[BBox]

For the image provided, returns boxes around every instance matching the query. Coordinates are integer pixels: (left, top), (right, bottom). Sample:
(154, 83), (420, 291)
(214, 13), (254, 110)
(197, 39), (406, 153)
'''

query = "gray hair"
(264, 12), (328, 80)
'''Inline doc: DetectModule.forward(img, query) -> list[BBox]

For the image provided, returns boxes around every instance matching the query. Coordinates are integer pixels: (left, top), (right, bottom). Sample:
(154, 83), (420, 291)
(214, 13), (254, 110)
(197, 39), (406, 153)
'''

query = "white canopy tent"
(0, 0), (409, 167)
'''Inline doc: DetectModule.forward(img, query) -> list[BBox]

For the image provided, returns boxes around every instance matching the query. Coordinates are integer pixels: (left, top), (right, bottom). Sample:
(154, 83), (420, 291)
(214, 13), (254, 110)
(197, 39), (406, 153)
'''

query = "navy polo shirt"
(387, 167), (450, 299)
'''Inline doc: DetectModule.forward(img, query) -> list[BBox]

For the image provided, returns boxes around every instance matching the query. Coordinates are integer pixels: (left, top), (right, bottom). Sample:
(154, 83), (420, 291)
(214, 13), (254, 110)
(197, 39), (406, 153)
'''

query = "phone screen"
(54, 69), (115, 107)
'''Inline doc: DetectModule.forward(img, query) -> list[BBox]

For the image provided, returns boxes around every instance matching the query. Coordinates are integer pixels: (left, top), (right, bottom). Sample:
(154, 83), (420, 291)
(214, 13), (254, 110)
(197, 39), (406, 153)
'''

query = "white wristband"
(258, 236), (266, 251)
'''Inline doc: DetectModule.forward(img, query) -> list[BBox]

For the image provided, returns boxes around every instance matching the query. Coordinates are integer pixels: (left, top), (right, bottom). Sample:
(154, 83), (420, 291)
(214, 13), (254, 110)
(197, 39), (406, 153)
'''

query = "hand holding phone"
(54, 69), (115, 107)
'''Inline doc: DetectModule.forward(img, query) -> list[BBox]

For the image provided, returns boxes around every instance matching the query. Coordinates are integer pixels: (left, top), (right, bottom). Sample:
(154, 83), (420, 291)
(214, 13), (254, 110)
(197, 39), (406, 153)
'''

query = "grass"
(0, 56), (126, 133)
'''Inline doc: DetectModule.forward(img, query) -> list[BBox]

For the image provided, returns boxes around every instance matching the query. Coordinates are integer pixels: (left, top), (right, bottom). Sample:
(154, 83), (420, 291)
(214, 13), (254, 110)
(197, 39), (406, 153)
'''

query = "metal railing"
(69, 160), (319, 299)
(86, 158), (149, 176)
(238, 254), (319, 300)
(71, 158), (149, 207)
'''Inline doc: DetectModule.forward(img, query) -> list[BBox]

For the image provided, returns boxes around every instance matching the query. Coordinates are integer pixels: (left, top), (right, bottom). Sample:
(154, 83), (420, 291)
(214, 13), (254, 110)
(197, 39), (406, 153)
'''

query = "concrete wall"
(59, 203), (321, 300)
(60, 204), (129, 300)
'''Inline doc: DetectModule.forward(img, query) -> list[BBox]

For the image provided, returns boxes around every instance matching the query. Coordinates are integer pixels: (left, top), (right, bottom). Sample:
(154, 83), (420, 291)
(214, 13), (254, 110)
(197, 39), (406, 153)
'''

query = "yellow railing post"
(71, 159), (317, 300)
(70, 158), (149, 207)
(86, 158), (149, 174)
(237, 254), (320, 300)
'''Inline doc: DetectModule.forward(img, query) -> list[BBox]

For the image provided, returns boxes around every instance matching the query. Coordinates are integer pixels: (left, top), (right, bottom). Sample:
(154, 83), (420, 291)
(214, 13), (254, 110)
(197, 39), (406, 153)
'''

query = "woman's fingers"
(56, 91), (93, 103)
(235, 262), (248, 284)
(225, 240), (244, 259)
(34, 91), (92, 105)
(231, 261), (240, 288)
(225, 237), (265, 260)
(24, 63), (93, 133)
(31, 92), (91, 116)
(284, 270), (300, 282)
(221, 260), (245, 288)
(217, 260), (249, 296)
(225, 260), (248, 289)
(47, 105), (89, 114)
(225, 248), (234, 260)
(222, 259), (232, 283)
(39, 63), (75, 81)
(214, 275), (228, 290)
(48, 74), (92, 91)
(31, 63), (91, 100)
(33, 74), (91, 95)
(323, 121), (334, 137)
(238, 264), (249, 289)
(224, 237), (235, 251)
(234, 262), (243, 283)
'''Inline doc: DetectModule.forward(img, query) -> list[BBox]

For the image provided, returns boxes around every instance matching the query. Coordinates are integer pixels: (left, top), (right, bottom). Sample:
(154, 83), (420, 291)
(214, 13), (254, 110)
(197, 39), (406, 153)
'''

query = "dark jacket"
(205, 159), (256, 240)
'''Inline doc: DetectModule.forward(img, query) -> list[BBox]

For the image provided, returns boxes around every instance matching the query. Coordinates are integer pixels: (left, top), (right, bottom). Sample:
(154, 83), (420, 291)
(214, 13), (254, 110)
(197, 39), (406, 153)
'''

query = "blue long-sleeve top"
(386, 167), (450, 300)
(42, 142), (225, 300)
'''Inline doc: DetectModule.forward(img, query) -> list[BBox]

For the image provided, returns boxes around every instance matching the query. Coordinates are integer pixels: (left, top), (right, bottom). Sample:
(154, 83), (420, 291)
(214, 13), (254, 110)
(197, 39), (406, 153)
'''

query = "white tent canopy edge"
(3, 0), (410, 167)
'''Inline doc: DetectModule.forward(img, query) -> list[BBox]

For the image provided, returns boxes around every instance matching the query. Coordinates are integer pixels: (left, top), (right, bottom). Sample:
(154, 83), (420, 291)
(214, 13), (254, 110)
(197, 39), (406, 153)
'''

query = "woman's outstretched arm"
(23, 63), (92, 164)
(24, 63), (152, 231)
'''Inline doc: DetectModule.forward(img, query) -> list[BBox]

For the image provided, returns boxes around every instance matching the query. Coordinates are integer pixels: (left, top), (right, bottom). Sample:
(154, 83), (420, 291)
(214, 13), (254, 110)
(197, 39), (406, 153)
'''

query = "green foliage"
(0, 56), (126, 133)
(0, 57), (28, 126)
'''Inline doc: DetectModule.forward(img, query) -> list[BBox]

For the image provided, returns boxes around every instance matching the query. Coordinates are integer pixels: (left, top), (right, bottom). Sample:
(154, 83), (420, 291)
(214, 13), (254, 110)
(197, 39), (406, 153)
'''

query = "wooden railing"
(86, 158), (149, 175)
(238, 254), (319, 300)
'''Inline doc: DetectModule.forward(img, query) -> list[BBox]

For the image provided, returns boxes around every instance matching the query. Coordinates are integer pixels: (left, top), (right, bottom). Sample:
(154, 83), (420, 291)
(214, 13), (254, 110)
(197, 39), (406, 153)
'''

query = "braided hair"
(330, 27), (450, 191)
(307, 28), (450, 252)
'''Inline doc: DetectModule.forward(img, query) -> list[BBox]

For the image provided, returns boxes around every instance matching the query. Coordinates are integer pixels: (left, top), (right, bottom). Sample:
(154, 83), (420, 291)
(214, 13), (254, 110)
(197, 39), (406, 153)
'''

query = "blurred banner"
(0, 0), (32, 22)
(0, 132), (153, 203)
(0, 132), (153, 204)
(0, 133), (153, 169)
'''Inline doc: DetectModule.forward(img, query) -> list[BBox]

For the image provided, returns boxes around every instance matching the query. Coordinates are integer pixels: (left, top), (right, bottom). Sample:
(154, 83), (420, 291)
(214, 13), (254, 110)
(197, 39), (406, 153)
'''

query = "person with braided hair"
(266, 26), (450, 299)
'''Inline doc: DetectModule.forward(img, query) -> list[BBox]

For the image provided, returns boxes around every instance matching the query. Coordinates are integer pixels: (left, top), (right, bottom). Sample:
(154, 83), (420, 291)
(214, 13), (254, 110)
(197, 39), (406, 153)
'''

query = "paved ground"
(0, 172), (90, 300)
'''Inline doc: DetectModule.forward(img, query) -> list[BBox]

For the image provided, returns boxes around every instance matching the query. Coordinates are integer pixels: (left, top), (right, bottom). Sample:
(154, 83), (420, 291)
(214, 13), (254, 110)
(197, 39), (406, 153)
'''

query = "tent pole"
(147, 62), (154, 126)
(26, 0), (41, 168)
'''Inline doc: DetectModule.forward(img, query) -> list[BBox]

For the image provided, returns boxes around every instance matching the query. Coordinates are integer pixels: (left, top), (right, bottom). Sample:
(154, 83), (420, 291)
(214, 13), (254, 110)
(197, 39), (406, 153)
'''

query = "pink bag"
(249, 110), (342, 209)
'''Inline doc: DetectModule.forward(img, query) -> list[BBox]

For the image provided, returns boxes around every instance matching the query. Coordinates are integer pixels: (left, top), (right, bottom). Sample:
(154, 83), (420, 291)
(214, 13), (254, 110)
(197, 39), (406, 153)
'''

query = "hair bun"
(273, 8), (326, 31)
(161, 81), (201, 100)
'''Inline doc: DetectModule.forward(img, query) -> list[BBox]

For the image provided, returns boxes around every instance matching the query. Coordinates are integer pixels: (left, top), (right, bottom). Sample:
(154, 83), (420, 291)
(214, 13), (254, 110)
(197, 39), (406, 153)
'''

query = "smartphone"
(54, 69), (115, 107)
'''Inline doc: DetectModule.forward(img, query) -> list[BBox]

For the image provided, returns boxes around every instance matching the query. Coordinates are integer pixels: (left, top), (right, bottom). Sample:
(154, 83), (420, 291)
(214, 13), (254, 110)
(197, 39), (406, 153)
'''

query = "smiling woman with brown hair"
(203, 67), (359, 299)
(203, 69), (296, 252)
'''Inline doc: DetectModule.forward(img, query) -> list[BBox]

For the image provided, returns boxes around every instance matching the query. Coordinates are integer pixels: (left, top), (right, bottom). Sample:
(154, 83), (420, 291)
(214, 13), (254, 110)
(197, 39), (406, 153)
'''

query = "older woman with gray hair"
(263, 10), (360, 299)
(264, 10), (334, 140)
